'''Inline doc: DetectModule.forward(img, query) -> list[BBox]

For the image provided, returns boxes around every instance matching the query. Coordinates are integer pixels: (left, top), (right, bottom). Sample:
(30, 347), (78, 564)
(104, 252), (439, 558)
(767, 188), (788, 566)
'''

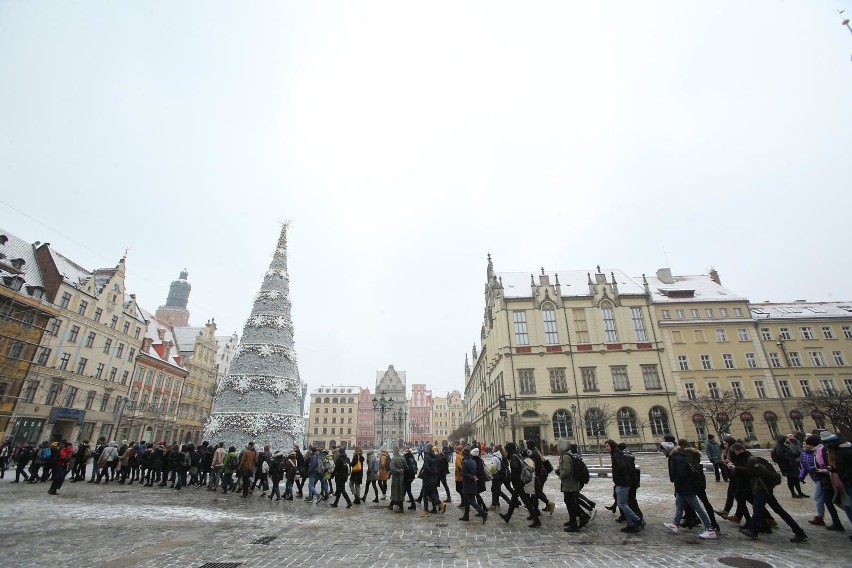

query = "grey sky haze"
(2, 1), (851, 401)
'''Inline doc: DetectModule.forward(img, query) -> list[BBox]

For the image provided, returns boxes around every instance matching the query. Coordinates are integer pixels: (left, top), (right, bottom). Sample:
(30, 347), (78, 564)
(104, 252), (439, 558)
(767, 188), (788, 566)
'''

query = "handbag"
(543, 459), (554, 474)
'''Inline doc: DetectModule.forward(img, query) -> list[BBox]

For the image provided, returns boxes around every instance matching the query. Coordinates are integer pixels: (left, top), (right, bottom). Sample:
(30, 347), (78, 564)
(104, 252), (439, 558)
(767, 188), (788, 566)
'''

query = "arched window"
(552, 409), (573, 438)
(348, 397), (354, 404)
(521, 410), (539, 419)
(649, 406), (671, 436)
(601, 301), (619, 342)
(585, 407), (607, 438)
(316, 397), (322, 404)
(617, 407), (638, 436)
(332, 397), (338, 404)
(324, 397), (330, 404)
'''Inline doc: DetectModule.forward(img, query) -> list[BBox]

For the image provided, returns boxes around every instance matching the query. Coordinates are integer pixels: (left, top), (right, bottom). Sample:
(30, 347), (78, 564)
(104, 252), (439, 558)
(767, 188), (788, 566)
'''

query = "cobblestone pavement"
(1, 450), (850, 568)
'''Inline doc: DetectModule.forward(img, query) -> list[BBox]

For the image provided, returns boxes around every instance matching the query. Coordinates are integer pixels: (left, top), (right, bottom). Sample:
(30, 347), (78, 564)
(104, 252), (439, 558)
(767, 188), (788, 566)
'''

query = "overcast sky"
(2, 1), (851, 402)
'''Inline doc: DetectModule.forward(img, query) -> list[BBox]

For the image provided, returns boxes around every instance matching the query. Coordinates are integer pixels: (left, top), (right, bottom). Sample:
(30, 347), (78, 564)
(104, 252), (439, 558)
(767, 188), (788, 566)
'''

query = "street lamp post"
(394, 408), (407, 450)
(775, 337), (795, 432)
(372, 391), (394, 449)
(570, 403), (585, 453)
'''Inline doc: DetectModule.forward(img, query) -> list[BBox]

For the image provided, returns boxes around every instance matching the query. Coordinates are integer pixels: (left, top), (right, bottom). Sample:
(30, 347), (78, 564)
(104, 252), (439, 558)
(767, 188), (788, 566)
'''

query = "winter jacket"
(99, 443), (119, 466)
(422, 449), (438, 485)
(334, 453), (351, 484)
(558, 450), (582, 493)
(366, 451), (378, 481)
(211, 447), (226, 468)
(705, 439), (722, 463)
(238, 448), (258, 474)
(223, 451), (240, 474)
(378, 450), (391, 482)
(609, 448), (634, 488)
(669, 449), (698, 496)
(349, 452), (365, 484)
(461, 455), (479, 495)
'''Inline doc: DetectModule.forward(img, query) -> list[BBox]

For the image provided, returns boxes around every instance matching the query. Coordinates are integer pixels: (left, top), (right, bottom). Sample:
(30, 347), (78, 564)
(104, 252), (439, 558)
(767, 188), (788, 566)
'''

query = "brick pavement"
(0, 450), (850, 568)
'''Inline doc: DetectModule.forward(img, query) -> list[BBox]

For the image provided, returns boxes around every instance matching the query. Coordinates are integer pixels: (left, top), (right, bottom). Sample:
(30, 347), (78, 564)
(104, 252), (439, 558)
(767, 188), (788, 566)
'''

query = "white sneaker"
(698, 529), (717, 539)
(663, 522), (679, 533)
(588, 508), (597, 522)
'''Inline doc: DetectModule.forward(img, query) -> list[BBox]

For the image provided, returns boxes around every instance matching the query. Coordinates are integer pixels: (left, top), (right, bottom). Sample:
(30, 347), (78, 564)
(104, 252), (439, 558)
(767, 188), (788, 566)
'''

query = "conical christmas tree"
(204, 224), (304, 450)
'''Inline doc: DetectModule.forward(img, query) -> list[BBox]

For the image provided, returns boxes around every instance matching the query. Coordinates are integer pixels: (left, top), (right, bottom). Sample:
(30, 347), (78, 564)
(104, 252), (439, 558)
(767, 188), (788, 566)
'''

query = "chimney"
(142, 337), (153, 353)
(709, 267), (721, 285)
(656, 268), (674, 284)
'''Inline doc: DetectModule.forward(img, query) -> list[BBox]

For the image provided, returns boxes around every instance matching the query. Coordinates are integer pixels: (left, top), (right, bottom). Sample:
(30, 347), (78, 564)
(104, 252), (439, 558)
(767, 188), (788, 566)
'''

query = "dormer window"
(25, 285), (45, 299)
(10, 258), (25, 270)
(3, 275), (24, 291)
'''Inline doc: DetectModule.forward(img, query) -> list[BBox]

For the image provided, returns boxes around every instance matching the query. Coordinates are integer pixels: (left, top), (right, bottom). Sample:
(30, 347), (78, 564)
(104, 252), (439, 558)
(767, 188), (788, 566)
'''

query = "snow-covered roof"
(749, 301), (852, 320)
(496, 269), (646, 298)
(643, 273), (745, 304)
(139, 308), (186, 371)
(173, 326), (205, 353)
(0, 227), (45, 292)
(48, 248), (91, 288)
(310, 385), (362, 395)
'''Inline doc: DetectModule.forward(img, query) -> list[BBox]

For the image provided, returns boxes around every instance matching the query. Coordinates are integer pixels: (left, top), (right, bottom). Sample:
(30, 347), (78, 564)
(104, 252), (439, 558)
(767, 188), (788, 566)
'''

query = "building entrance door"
(523, 426), (541, 447)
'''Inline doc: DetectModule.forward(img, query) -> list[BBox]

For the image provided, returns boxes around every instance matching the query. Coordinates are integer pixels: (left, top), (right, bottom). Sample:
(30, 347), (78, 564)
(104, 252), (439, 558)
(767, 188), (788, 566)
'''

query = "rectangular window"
(833, 351), (846, 366)
(156, 373), (164, 388)
(76, 358), (88, 375)
(121, 371), (129, 385)
(779, 380), (792, 397)
(542, 309), (559, 344)
(779, 328), (792, 340)
(676, 309), (685, 319)
(694, 329), (706, 343)
(581, 367), (598, 391)
(719, 308), (729, 317)
(731, 381), (744, 399)
(85, 390), (96, 410)
(116, 343), (124, 357)
(631, 307), (647, 341)
(820, 378), (836, 394)
(548, 368), (568, 393)
(103, 338), (112, 354)
(145, 370), (154, 385)
(518, 369), (535, 394)
(59, 353), (70, 371)
(684, 382), (697, 400)
(108, 367), (117, 382)
(788, 352), (802, 367)
(122, 321), (130, 334)
(46, 383), (60, 405)
(641, 365), (661, 389)
(843, 326), (852, 339)
(745, 353), (757, 368)
(742, 419), (756, 441)
(800, 327), (815, 340)
(69, 325), (80, 343)
(690, 308), (699, 318)
(37, 347), (50, 365)
(602, 306), (619, 342)
(734, 308), (743, 317)
(661, 309), (671, 320)
(49, 319), (61, 336)
(809, 351), (827, 367)
(571, 308), (589, 343)
(85, 331), (95, 348)
(77, 300), (88, 316)
(678, 355), (690, 371)
(737, 328), (749, 341)
(799, 379), (812, 396)
(135, 326), (142, 339)
(671, 330), (684, 343)
(823, 326), (835, 339)
(769, 353), (782, 368)
(94, 362), (103, 379)
(705, 308), (714, 318)
(63, 386), (78, 407)
(708, 381), (721, 399)
(59, 292), (71, 309)
(93, 308), (102, 322)
(715, 328), (728, 342)
(700, 354), (713, 370)
(127, 347), (135, 362)
(100, 393), (110, 412)
(760, 328), (772, 341)
(723, 354), (735, 369)
(845, 378), (852, 395)
(611, 366), (630, 391)
(755, 380), (767, 398)
(110, 315), (118, 329)
(513, 311), (529, 346)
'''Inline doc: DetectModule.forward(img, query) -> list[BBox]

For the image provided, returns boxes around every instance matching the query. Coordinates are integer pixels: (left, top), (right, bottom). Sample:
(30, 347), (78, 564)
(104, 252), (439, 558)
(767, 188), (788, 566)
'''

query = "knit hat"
(462, 446), (471, 455)
(820, 431), (839, 444)
(659, 442), (675, 455)
(273, 450), (284, 458)
(471, 448), (480, 457)
(805, 435), (821, 446)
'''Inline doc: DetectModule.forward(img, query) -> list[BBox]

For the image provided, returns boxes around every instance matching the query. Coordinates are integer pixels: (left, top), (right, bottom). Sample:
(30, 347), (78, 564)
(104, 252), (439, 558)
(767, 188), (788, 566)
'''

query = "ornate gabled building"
(374, 365), (406, 447)
(24, 244), (146, 443)
(0, 230), (59, 441)
(123, 310), (188, 443)
(172, 321), (219, 444)
(408, 384), (432, 446)
(466, 256), (678, 451)
(356, 387), (375, 449)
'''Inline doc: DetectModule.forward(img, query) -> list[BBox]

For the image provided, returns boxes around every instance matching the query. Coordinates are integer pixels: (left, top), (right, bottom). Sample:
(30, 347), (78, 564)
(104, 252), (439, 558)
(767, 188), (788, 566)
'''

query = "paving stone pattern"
(0, 450), (849, 568)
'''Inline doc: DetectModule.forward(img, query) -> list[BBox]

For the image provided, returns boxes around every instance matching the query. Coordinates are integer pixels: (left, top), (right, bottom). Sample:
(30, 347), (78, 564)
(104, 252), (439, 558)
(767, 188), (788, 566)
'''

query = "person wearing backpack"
(349, 447), (364, 504)
(558, 440), (590, 532)
(402, 447), (418, 509)
(459, 446), (488, 523)
(437, 443), (452, 503)
(48, 440), (74, 495)
(525, 440), (556, 515)
(88, 437), (107, 483)
(97, 441), (119, 484)
(252, 445), (271, 496)
(774, 434), (808, 499)
(377, 447), (391, 501)
(362, 449), (380, 502)
(268, 450), (285, 502)
(13, 442), (34, 482)
(420, 443), (445, 516)
(800, 433), (845, 531)
(330, 447), (353, 508)
(222, 446), (239, 493)
(605, 439), (644, 533)
(659, 440), (717, 539)
(729, 442), (809, 542)
(498, 442), (541, 527)
(209, 442), (226, 491)
(489, 444), (511, 511)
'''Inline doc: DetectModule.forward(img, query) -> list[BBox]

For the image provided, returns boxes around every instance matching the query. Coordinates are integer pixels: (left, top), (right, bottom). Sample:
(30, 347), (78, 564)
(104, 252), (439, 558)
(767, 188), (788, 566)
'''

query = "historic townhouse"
(431, 395), (449, 444)
(447, 389), (464, 438)
(27, 245), (146, 443)
(356, 387), (375, 449)
(649, 268), (781, 444)
(173, 321), (219, 444)
(408, 384), (432, 446)
(307, 385), (361, 449)
(122, 310), (188, 443)
(0, 230), (59, 441)
(466, 257), (679, 451)
(751, 301), (852, 435)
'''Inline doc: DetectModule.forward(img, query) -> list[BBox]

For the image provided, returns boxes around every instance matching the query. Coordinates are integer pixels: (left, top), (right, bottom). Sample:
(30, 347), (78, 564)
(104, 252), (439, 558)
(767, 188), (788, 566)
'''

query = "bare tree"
(674, 390), (758, 439)
(582, 402), (617, 466)
(801, 388), (852, 439)
(448, 422), (476, 444)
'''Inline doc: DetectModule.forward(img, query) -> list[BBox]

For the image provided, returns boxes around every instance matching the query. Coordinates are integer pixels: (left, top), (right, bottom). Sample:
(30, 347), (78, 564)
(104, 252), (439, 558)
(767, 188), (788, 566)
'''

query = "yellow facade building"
(307, 385), (361, 449)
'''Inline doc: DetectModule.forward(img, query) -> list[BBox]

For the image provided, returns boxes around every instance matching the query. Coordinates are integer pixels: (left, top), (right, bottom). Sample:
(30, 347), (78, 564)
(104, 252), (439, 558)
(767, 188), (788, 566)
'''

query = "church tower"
(155, 269), (191, 326)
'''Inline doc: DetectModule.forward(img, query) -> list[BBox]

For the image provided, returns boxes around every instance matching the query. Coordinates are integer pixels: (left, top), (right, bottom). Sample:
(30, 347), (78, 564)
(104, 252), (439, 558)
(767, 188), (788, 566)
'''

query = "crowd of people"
(1, 428), (850, 545)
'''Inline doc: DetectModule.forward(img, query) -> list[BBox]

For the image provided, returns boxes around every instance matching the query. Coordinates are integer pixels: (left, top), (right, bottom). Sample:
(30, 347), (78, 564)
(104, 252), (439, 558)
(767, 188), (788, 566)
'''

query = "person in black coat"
(331, 448), (352, 508)
(498, 442), (541, 527)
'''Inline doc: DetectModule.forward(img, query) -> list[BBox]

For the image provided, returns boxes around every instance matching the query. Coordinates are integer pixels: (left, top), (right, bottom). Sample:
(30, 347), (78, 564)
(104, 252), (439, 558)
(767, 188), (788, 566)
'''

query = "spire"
(205, 223), (304, 449)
